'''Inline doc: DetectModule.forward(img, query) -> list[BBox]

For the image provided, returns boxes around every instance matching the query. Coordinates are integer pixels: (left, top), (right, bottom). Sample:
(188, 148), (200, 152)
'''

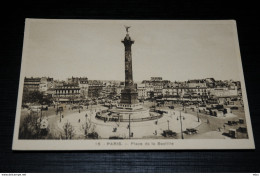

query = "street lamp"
(128, 114), (131, 139)
(40, 105), (43, 122)
(177, 110), (185, 139)
(59, 110), (62, 122)
(167, 120), (169, 130)
(56, 98), (59, 115)
(197, 110), (200, 122)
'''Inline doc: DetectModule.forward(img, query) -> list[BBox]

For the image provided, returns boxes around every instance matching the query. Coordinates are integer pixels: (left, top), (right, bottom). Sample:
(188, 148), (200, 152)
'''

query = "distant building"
(88, 80), (104, 98)
(39, 77), (54, 93)
(67, 76), (88, 85)
(78, 79), (89, 98)
(163, 79), (208, 101)
(205, 78), (216, 88)
(151, 77), (163, 81)
(208, 85), (238, 105)
(102, 85), (117, 97)
(53, 85), (81, 99)
(187, 79), (206, 88)
(209, 86), (238, 97)
(142, 77), (170, 97)
(137, 84), (148, 100)
(67, 77), (89, 98)
(115, 82), (125, 96)
(24, 77), (41, 91)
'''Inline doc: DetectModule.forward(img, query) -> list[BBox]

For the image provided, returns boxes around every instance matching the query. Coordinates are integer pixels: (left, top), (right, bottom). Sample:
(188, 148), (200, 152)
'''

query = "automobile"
(29, 105), (42, 112)
(185, 128), (198, 135)
(109, 136), (124, 139)
(168, 106), (174, 109)
(162, 130), (177, 137)
(91, 101), (97, 105)
(228, 120), (238, 126)
(57, 107), (63, 112)
(230, 106), (239, 110)
(87, 132), (98, 139)
(198, 106), (206, 112)
(71, 105), (83, 110)
(199, 104), (206, 107)
(229, 129), (236, 138)
(84, 103), (90, 106)
(237, 126), (247, 133)
(41, 105), (48, 111)
(214, 104), (224, 110)
(156, 110), (167, 114)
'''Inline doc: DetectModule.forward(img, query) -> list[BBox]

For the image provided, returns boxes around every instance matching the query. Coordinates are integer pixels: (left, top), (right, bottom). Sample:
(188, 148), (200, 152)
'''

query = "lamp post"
(197, 110), (200, 122)
(56, 98), (59, 115)
(128, 114), (131, 139)
(167, 120), (169, 130)
(60, 110), (62, 123)
(40, 105), (43, 122)
(177, 110), (185, 139)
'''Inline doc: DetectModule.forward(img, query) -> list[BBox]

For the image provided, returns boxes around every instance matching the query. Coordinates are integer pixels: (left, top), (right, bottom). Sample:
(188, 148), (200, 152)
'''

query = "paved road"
(19, 103), (248, 139)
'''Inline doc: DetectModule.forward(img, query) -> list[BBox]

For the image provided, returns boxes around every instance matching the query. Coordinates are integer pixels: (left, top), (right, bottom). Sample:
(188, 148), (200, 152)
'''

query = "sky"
(22, 19), (242, 82)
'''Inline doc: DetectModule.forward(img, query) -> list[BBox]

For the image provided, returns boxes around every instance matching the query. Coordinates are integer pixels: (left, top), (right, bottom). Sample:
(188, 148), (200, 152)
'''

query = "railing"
(95, 114), (163, 122)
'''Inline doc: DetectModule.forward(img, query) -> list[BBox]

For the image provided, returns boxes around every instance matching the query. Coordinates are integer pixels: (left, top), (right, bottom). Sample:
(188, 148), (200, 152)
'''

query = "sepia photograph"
(12, 19), (255, 150)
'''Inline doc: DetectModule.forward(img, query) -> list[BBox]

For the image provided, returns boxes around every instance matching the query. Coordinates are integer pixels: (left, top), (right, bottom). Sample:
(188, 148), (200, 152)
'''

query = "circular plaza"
(57, 105), (201, 139)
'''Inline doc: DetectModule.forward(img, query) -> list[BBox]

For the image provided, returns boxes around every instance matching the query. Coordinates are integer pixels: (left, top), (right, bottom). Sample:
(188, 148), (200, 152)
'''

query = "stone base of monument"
(95, 106), (162, 122)
(116, 103), (143, 110)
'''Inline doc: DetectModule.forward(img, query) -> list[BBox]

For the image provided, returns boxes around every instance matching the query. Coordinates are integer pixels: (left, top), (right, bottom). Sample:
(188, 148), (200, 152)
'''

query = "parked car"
(72, 105), (83, 110)
(109, 136), (124, 139)
(185, 128), (198, 135)
(168, 106), (174, 109)
(29, 105), (42, 112)
(230, 106), (239, 110)
(162, 130), (177, 137)
(58, 107), (63, 111)
(156, 110), (167, 114)
(41, 105), (48, 111)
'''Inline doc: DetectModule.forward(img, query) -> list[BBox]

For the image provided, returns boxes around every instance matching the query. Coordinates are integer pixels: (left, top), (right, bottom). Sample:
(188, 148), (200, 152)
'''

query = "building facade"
(24, 77), (41, 91)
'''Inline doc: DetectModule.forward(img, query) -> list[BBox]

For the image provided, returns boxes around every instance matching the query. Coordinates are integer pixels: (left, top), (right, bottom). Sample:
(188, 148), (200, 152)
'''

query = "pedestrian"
(154, 130), (157, 135)
(207, 119), (209, 124)
(218, 127), (221, 132)
(78, 119), (80, 123)
(62, 114), (64, 118)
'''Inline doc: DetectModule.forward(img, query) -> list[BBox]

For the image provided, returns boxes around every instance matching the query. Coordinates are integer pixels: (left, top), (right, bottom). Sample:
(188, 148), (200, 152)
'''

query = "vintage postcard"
(12, 19), (255, 150)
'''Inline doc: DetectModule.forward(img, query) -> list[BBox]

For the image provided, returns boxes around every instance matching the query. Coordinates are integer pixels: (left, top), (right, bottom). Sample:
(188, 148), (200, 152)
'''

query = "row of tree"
(22, 88), (53, 105)
(19, 112), (98, 140)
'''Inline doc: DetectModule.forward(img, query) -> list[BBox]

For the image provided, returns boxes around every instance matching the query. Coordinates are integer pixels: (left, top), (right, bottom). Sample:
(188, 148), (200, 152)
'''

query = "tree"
(84, 118), (98, 139)
(19, 113), (41, 139)
(84, 118), (92, 135)
(22, 89), (53, 105)
(63, 122), (74, 139)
